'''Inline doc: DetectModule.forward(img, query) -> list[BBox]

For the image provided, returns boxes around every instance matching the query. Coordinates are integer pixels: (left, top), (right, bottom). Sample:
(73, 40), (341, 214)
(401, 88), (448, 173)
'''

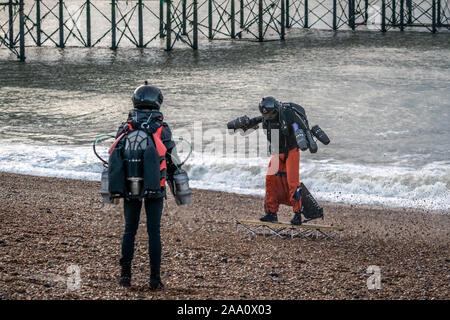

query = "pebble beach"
(0, 172), (449, 300)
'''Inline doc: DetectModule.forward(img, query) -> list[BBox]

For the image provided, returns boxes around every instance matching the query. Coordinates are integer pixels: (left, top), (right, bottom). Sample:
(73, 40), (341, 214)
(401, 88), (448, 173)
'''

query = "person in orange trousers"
(256, 96), (312, 225)
(227, 96), (328, 225)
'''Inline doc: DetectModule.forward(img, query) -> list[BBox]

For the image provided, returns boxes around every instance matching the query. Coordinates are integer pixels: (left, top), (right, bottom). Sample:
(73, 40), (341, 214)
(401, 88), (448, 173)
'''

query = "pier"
(1, 0), (449, 61)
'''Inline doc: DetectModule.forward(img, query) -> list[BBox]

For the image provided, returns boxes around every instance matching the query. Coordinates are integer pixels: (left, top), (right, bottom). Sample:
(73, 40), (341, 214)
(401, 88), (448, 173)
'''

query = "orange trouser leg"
(265, 148), (302, 213)
(285, 148), (302, 212)
(265, 155), (285, 214)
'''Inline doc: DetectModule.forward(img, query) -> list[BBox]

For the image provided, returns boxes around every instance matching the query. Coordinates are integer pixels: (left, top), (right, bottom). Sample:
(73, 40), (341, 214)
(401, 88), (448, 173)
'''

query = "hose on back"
(93, 135), (115, 167)
(93, 135), (192, 168)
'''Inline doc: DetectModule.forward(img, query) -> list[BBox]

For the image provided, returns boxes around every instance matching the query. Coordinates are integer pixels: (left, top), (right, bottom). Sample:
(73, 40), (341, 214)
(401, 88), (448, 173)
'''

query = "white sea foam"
(0, 143), (449, 211)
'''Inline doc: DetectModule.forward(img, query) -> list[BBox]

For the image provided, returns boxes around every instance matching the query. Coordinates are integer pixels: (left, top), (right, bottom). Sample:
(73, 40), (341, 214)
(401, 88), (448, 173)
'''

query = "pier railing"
(1, 0), (449, 61)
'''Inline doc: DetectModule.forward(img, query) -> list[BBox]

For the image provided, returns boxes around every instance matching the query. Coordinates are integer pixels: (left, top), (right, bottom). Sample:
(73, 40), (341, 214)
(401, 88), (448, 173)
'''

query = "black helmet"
(132, 81), (163, 110)
(259, 96), (280, 120)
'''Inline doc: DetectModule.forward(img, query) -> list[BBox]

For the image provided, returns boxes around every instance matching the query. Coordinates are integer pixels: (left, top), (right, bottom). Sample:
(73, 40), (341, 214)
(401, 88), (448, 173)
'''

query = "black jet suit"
(115, 109), (178, 285)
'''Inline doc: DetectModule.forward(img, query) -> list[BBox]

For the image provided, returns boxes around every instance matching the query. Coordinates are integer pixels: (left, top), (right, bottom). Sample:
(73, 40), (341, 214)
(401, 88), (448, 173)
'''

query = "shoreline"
(0, 172), (449, 299)
(0, 169), (447, 214)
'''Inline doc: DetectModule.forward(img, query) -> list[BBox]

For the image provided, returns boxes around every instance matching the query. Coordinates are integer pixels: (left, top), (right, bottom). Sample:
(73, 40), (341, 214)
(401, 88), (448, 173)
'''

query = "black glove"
(227, 116), (251, 131)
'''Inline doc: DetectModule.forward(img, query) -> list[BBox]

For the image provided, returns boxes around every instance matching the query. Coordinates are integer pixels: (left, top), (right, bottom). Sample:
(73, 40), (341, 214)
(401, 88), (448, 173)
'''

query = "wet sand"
(0, 172), (449, 300)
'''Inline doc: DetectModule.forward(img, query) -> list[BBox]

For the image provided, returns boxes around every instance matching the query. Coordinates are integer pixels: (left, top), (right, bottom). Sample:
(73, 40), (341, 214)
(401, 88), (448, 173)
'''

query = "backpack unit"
(108, 110), (167, 200)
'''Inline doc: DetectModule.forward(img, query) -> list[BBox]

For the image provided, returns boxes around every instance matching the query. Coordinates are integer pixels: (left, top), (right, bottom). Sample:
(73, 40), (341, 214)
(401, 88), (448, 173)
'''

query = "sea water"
(1, 29), (449, 211)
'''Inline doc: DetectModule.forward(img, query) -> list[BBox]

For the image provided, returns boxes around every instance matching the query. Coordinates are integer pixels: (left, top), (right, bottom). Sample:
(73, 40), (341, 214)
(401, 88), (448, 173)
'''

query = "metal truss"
(308, 0), (334, 29)
(286, 0), (305, 27)
(286, 0), (362, 31)
(287, 0), (344, 30)
(11, 1), (164, 48)
(195, 0), (236, 39)
(0, 2), (16, 55)
(195, 0), (286, 40)
(236, 220), (343, 241)
(405, 0), (436, 30)
(165, 0), (198, 50)
(439, 0), (450, 28)
(0, 0), (24, 61)
(237, 0), (286, 40)
(284, 0), (450, 32)
(351, 0), (448, 32)
(1, 0), (449, 61)
(22, 0), (88, 47)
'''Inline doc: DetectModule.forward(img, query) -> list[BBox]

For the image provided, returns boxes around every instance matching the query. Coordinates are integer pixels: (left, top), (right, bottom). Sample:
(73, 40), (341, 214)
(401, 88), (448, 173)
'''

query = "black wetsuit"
(262, 102), (307, 155)
(115, 110), (177, 276)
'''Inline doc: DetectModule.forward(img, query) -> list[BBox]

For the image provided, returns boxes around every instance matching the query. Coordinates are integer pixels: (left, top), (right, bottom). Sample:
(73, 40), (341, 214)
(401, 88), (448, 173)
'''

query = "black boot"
(290, 211), (302, 225)
(119, 265), (131, 287)
(259, 212), (278, 223)
(149, 267), (164, 290)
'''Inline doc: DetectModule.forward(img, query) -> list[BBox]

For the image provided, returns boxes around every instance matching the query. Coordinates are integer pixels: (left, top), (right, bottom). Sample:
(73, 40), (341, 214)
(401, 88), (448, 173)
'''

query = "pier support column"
(348, 0), (355, 30)
(364, 0), (368, 23)
(436, 0), (441, 27)
(8, 0), (14, 48)
(160, 0), (164, 38)
(138, 0), (144, 47)
(59, 0), (64, 48)
(407, 0), (412, 24)
(381, 0), (386, 32)
(36, 0), (42, 46)
(286, 0), (290, 28)
(193, 0), (198, 49)
(304, 0), (309, 28)
(281, 0), (285, 39)
(240, 0), (244, 38)
(240, 0), (244, 28)
(208, 0), (213, 39)
(182, 0), (187, 35)
(333, 0), (337, 30)
(258, 0), (263, 41)
(231, 0), (235, 38)
(400, 0), (404, 31)
(392, 0), (397, 26)
(19, 0), (25, 61)
(166, 0), (172, 50)
(432, 0), (436, 33)
(86, 0), (91, 46)
(111, 0), (117, 49)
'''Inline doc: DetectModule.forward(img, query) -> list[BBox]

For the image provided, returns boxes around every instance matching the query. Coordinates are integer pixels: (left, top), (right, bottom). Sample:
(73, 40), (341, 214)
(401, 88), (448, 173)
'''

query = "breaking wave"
(0, 143), (449, 211)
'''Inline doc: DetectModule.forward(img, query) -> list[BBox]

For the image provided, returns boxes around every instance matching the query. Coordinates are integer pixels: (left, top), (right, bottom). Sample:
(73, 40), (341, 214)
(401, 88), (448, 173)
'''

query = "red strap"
(153, 126), (167, 157)
(108, 132), (126, 154)
(156, 126), (166, 187)
(109, 123), (132, 154)
(156, 126), (163, 139)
